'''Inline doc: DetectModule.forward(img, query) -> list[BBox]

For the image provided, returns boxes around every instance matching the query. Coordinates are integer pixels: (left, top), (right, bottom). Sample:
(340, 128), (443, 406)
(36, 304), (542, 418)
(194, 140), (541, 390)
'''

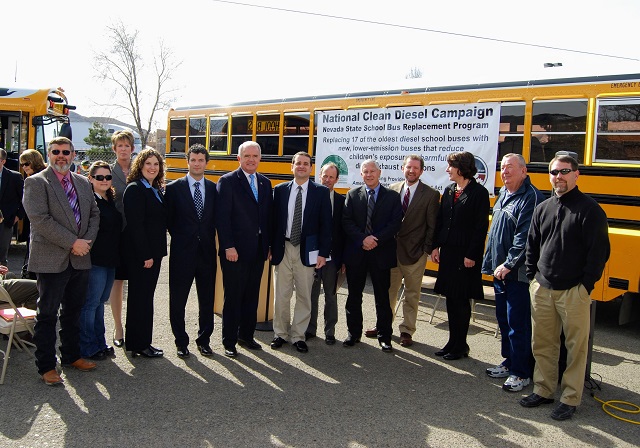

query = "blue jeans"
(79, 265), (116, 357)
(494, 279), (534, 379)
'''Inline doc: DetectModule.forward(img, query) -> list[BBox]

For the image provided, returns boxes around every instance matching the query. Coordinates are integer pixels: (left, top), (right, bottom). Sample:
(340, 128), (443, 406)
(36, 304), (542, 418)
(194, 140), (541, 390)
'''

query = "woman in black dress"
(431, 152), (489, 360)
(123, 149), (168, 358)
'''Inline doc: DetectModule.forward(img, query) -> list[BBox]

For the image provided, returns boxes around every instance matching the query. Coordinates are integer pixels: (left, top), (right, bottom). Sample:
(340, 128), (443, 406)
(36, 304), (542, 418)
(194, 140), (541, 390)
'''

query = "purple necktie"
(62, 177), (81, 230)
(402, 187), (410, 214)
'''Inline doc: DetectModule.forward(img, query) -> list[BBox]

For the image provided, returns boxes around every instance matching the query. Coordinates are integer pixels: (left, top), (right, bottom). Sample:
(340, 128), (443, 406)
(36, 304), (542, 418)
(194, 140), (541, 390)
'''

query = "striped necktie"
(365, 189), (375, 235)
(62, 177), (81, 230)
(402, 187), (410, 214)
(290, 186), (303, 246)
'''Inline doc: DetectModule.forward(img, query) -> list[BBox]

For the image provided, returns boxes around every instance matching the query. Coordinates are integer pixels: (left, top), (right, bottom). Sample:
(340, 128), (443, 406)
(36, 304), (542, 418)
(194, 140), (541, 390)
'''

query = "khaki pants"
(389, 252), (429, 336)
(273, 241), (315, 344)
(530, 279), (591, 406)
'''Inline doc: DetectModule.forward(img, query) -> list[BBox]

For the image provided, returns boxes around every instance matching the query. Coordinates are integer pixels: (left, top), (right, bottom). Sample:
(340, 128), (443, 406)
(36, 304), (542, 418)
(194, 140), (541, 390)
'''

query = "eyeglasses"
(549, 168), (575, 176)
(93, 174), (113, 181)
(51, 149), (72, 156)
(20, 162), (30, 167)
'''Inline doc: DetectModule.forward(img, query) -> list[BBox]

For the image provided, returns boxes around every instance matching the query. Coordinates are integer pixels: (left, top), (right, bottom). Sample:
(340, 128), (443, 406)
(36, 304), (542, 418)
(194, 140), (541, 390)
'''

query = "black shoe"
(304, 332), (316, 341)
(270, 337), (287, 349)
(197, 344), (214, 357)
(88, 351), (107, 361)
(519, 393), (555, 408)
(131, 346), (163, 358)
(113, 338), (124, 348)
(443, 351), (469, 360)
(342, 335), (361, 347)
(103, 346), (116, 357)
(325, 335), (336, 345)
(224, 346), (238, 358)
(380, 341), (393, 352)
(293, 341), (308, 353)
(550, 403), (576, 420)
(177, 346), (190, 358)
(238, 339), (262, 350)
(435, 346), (451, 357)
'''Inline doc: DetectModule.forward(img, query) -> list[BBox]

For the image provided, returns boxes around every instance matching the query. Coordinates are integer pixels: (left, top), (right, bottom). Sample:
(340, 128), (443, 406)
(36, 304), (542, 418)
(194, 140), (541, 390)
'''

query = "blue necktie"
(249, 174), (258, 201)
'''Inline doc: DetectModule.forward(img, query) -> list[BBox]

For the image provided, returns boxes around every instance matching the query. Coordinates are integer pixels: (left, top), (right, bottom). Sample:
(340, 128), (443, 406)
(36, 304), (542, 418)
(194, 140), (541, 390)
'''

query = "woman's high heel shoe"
(113, 331), (124, 348)
(130, 346), (164, 358)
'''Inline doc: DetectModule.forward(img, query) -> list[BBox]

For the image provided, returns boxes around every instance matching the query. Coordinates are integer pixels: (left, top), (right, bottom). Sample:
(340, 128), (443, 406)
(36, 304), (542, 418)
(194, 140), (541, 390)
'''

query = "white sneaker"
(486, 364), (510, 378)
(502, 375), (530, 392)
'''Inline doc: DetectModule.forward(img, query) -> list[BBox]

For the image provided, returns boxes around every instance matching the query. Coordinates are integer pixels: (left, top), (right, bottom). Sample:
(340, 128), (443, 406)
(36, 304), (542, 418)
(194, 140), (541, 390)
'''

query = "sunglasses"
(549, 168), (575, 176)
(51, 149), (72, 156)
(93, 174), (113, 181)
(20, 162), (30, 167)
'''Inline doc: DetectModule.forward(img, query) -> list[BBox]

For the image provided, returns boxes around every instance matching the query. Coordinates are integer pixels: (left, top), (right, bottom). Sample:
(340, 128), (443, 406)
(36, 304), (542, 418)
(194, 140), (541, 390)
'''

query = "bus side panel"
(597, 229), (640, 302)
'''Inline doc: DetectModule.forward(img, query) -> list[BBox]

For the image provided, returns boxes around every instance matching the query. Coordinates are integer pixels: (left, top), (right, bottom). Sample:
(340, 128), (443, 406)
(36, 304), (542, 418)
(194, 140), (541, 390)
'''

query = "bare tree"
(406, 67), (423, 79)
(93, 21), (180, 149)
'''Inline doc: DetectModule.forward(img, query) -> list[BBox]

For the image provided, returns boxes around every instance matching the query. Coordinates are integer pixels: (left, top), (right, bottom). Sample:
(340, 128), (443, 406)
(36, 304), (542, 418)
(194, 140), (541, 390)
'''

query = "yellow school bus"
(0, 87), (75, 168)
(166, 73), (640, 321)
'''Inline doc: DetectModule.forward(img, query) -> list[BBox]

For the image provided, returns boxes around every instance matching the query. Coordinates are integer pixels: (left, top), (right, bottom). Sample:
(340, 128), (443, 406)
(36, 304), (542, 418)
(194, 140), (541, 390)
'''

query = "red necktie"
(402, 187), (410, 214)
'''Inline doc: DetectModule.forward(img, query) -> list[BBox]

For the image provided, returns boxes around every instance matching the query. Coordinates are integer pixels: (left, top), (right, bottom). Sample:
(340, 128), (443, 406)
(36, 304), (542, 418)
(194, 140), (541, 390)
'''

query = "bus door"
(0, 111), (27, 170)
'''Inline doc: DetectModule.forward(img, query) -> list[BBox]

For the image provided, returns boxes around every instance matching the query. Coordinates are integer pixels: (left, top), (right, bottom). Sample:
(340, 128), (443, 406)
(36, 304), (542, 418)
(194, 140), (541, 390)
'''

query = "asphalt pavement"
(1, 242), (639, 447)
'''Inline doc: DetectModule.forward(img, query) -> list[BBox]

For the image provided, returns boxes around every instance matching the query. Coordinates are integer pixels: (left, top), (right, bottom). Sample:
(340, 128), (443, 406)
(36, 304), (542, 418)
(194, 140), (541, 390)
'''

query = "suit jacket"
(22, 166), (100, 273)
(122, 180), (168, 262)
(165, 176), (217, 266)
(271, 180), (332, 267)
(110, 161), (128, 228)
(342, 184), (402, 270)
(329, 191), (346, 267)
(0, 166), (25, 228)
(390, 180), (440, 265)
(216, 168), (272, 261)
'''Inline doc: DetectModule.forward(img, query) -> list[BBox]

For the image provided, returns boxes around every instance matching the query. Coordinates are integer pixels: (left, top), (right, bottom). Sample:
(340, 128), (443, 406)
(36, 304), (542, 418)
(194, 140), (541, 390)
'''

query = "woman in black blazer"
(123, 149), (168, 358)
(431, 152), (489, 360)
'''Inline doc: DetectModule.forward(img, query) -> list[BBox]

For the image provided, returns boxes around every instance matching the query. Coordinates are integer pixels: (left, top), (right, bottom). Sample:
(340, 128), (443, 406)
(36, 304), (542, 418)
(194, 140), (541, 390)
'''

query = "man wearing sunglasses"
(22, 136), (100, 386)
(522, 154), (610, 421)
(0, 149), (25, 268)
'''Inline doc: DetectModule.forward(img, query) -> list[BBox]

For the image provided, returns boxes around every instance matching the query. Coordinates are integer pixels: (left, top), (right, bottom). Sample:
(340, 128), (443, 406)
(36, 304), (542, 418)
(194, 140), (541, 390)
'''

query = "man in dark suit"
(342, 159), (402, 352)
(217, 141), (272, 358)
(270, 152), (332, 353)
(165, 144), (217, 358)
(305, 162), (345, 345)
(22, 137), (100, 385)
(375, 155), (440, 347)
(0, 149), (25, 268)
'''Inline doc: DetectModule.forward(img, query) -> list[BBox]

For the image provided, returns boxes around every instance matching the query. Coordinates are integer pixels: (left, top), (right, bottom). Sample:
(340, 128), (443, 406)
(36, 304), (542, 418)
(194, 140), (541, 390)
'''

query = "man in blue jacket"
(482, 154), (543, 392)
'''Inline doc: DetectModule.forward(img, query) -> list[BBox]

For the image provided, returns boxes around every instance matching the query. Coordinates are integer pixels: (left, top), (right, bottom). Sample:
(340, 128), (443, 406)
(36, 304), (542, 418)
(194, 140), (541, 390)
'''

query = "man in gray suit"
(23, 137), (100, 386)
(365, 155), (439, 347)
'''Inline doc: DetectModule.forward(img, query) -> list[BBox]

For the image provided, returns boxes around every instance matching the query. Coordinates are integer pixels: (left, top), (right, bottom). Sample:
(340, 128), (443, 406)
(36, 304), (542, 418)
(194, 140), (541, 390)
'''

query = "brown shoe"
(400, 332), (413, 347)
(364, 327), (378, 338)
(42, 370), (63, 386)
(66, 358), (97, 372)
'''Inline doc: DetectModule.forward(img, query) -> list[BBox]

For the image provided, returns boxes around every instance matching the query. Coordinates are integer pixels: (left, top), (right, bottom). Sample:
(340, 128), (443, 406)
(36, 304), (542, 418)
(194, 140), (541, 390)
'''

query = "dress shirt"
(187, 174), (206, 204)
(286, 180), (309, 238)
(401, 181), (419, 208)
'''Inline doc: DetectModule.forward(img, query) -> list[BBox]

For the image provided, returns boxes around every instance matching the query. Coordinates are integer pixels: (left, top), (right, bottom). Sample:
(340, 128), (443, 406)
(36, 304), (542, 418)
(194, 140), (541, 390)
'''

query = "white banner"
(315, 103), (501, 194)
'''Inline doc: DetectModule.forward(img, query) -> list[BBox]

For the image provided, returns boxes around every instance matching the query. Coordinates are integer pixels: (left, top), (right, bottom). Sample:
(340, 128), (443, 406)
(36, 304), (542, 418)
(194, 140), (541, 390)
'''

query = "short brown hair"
(111, 130), (135, 150)
(48, 136), (74, 152)
(89, 161), (115, 202)
(447, 151), (477, 179)
(19, 149), (46, 174)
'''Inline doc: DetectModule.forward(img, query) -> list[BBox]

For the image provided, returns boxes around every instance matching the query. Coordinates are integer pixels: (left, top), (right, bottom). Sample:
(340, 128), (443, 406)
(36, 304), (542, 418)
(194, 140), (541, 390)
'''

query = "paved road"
(1, 242), (639, 447)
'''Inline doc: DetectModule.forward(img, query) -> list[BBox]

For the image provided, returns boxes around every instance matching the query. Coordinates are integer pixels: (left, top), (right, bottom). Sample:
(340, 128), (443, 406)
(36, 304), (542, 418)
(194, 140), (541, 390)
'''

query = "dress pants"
(2, 278), (40, 310)
(530, 279), (591, 406)
(169, 244), (215, 348)
(345, 253), (392, 343)
(125, 257), (162, 352)
(308, 260), (339, 337)
(34, 263), (90, 374)
(389, 252), (429, 335)
(220, 245), (264, 349)
(494, 278), (534, 379)
(0, 224), (13, 267)
(273, 241), (315, 344)
(444, 294), (472, 355)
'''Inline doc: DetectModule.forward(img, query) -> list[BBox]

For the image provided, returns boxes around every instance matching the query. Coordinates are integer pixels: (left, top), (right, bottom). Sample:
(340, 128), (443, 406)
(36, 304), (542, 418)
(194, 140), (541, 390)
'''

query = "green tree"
(84, 122), (111, 151)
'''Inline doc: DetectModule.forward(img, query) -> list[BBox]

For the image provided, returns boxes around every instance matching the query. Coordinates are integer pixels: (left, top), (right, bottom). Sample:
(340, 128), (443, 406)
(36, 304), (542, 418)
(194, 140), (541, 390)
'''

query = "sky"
(4, 0), (640, 128)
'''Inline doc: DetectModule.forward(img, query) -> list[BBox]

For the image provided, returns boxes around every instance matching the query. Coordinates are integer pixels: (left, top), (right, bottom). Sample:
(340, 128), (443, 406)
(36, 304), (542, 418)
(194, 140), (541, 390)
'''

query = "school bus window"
(497, 103), (525, 160)
(231, 115), (252, 155)
(283, 112), (310, 156)
(256, 114), (279, 156)
(530, 100), (587, 164)
(189, 117), (207, 149)
(209, 116), (228, 153)
(594, 100), (640, 163)
(169, 118), (187, 153)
